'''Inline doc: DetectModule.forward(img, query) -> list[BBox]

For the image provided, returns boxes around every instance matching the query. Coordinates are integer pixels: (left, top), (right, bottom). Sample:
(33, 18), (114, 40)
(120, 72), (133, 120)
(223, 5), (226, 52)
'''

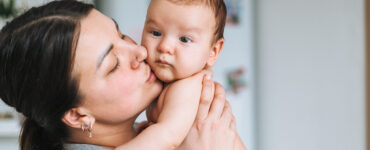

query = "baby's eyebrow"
(145, 18), (158, 25)
(183, 27), (201, 33)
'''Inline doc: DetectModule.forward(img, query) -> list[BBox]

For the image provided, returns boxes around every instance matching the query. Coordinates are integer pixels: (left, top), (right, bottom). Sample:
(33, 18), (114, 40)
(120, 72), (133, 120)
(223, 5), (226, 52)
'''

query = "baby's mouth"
(156, 59), (170, 66)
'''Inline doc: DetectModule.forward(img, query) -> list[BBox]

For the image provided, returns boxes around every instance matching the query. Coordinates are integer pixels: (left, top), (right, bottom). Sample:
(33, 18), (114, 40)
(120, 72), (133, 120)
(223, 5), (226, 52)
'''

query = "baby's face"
(142, 0), (216, 82)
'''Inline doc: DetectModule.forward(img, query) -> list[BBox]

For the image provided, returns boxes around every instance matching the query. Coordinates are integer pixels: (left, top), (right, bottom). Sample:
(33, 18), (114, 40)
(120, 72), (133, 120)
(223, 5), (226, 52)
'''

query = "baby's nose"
(157, 38), (174, 55)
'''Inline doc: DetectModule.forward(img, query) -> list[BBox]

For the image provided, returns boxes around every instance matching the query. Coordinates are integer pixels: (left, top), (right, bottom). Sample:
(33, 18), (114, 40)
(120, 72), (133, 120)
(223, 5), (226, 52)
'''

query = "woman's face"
(72, 9), (162, 124)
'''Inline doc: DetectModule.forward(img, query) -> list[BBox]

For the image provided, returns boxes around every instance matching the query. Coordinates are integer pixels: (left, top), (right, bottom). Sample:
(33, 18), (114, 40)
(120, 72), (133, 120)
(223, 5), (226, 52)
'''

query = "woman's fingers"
(223, 101), (236, 130)
(230, 115), (236, 131)
(196, 74), (215, 121)
(209, 82), (226, 118)
(180, 81), (239, 150)
(221, 101), (232, 125)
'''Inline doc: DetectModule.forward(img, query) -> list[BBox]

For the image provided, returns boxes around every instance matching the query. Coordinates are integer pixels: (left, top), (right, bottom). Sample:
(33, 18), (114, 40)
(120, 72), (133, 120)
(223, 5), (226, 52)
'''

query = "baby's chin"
(150, 63), (198, 83)
(155, 71), (176, 83)
(152, 68), (179, 83)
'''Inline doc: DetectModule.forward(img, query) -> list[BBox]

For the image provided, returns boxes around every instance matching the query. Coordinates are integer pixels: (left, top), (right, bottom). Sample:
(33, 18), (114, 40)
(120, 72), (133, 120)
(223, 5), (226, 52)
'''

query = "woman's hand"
(177, 74), (237, 150)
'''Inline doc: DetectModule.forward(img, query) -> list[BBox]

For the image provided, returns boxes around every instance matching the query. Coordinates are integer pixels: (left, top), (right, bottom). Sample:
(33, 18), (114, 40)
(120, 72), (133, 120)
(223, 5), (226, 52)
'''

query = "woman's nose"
(157, 38), (174, 55)
(131, 45), (147, 69)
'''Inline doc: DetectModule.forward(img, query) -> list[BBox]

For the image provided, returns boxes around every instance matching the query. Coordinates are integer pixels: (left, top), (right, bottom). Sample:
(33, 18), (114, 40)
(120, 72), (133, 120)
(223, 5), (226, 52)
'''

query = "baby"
(142, 0), (246, 149)
(117, 0), (245, 149)
(142, 0), (224, 129)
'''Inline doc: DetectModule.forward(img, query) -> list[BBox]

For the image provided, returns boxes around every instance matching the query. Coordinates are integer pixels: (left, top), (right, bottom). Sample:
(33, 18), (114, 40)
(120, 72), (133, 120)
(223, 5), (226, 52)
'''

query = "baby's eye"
(180, 36), (191, 43)
(152, 31), (162, 37)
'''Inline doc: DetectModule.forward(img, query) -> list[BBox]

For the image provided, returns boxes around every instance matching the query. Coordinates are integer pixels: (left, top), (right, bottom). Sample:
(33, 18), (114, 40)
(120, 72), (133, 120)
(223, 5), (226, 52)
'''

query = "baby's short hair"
(167, 0), (227, 43)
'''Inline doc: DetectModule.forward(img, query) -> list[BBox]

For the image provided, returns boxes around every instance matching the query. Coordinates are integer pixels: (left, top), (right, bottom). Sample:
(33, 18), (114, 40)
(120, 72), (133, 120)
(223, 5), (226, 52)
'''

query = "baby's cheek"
(175, 60), (202, 78)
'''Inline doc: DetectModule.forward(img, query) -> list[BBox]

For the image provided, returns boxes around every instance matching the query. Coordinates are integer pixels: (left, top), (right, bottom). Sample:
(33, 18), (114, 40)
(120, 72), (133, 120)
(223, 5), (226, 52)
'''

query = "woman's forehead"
(73, 10), (117, 77)
(77, 10), (118, 54)
(80, 9), (117, 36)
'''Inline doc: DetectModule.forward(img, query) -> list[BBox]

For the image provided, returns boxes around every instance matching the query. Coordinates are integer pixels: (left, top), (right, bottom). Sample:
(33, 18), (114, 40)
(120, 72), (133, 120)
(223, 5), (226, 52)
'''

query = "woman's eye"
(180, 36), (191, 43)
(109, 57), (120, 74)
(152, 31), (162, 37)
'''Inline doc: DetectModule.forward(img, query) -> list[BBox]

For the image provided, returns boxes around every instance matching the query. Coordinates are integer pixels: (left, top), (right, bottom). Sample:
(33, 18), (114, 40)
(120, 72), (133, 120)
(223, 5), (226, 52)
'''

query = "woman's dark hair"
(0, 1), (94, 150)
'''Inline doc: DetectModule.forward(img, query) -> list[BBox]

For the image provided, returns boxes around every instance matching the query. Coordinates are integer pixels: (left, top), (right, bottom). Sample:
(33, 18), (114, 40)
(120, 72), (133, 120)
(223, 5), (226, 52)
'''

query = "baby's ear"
(206, 38), (224, 67)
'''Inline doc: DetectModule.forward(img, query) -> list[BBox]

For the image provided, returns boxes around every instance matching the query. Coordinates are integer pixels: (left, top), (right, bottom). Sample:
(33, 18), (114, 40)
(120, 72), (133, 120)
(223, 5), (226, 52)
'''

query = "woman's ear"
(206, 38), (224, 67)
(62, 108), (94, 129)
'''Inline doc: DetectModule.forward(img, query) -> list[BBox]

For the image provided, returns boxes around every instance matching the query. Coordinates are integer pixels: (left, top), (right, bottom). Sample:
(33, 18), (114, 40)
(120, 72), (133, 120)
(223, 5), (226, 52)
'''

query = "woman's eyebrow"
(96, 18), (120, 69)
(96, 44), (113, 69)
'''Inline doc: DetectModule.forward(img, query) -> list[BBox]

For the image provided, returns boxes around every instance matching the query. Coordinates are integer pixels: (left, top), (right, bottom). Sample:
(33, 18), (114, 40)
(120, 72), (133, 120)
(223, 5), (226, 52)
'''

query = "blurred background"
(0, 0), (367, 150)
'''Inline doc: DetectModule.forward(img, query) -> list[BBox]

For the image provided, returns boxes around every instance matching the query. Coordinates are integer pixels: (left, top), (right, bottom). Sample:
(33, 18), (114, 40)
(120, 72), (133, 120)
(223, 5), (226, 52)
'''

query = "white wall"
(96, 0), (148, 43)
(256, 0), (366, 150)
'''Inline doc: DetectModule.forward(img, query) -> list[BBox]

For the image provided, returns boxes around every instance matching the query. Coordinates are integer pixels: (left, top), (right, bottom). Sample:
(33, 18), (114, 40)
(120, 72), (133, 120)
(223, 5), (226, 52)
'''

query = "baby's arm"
(115, 71), (207, 150)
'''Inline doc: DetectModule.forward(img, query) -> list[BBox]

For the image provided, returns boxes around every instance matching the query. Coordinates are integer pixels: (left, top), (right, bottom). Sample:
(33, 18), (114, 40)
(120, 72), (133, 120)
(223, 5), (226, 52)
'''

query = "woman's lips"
(147, 66), (156, 82)
(148, 71), (156, 82)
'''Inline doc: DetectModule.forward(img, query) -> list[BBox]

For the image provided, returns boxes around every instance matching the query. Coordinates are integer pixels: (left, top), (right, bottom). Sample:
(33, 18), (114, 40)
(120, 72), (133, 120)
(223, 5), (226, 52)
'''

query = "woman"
(0, 1), (237, 150)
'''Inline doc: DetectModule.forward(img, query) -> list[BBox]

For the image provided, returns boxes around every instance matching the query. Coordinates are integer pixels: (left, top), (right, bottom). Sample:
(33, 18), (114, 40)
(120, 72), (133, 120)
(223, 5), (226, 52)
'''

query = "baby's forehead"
(165, 0), (218, 25)
(149, 0), (226, 42)
(166, 0), (217, 12)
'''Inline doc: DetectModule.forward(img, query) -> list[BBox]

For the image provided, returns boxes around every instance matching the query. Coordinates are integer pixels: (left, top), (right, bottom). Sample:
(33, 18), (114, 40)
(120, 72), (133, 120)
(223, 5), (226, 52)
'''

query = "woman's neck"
(66, 118), (137, 148)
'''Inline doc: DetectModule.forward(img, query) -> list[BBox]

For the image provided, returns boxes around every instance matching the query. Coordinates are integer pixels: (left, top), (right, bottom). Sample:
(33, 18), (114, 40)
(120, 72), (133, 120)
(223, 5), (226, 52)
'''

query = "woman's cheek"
(110, 72), (138, 99)
(107, 74), (140, 114)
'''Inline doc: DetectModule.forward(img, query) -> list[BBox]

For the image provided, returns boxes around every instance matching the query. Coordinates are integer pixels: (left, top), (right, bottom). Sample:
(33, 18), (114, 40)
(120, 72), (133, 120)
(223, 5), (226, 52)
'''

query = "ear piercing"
(81, 123), (88, 132)
(81, 121), (94, 138)
(88, 121), (93, 138)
